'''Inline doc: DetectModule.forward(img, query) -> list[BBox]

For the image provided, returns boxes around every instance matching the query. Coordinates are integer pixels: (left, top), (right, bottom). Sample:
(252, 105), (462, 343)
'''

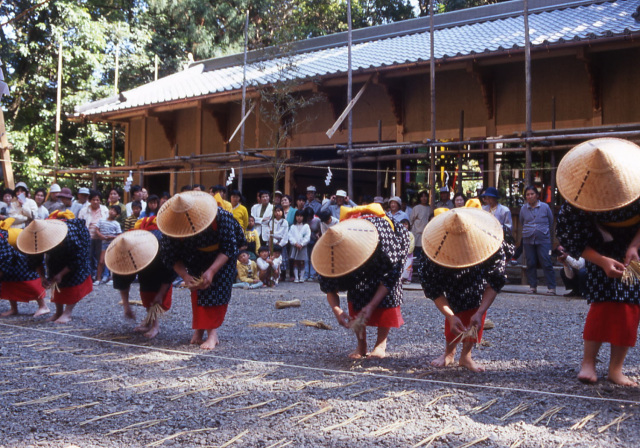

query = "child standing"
(288, 210), (310, 283)
(556, 138), (640, 386)
(233, 250), (263, 289)
(95, 205), (123, 285)
(124, 201), (142, 231)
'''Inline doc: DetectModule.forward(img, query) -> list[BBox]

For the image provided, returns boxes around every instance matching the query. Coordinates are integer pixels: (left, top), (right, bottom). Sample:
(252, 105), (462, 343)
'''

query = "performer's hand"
(182, 273), (198, 290)
(333, 310), (351, 328)
(447, 315), (466, 335)
(624, 245), (640, 266)
(469, 313), (483, 332)
(52, 273), (64, 285)
(199, 269), (214, 290)
(358, 305), (374, 324)
(600, 256), (625, 278)
(41, 278), (52, 289)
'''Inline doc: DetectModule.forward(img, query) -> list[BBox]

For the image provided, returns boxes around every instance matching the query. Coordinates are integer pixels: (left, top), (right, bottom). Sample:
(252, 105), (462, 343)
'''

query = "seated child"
(233, 250), (263, 289)
(256, 245), (278, 287)
(271, 245), (283, 285)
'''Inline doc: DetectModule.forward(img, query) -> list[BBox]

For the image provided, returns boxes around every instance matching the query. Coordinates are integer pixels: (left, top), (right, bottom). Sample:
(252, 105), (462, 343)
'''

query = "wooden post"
(0, 108), (14, 188)
(347, 0), (353, 198)
(457, 110), (464, 193)
(376, 120), (382, 197)
(524, 0), (533, 186)
(429, 0), (436, 208)
(54, 40), (63, 182)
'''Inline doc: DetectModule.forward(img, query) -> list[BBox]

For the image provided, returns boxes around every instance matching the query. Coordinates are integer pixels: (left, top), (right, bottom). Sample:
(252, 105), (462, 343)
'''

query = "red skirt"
(1, 279), (46, 302)
(583, 302), (640, 347)
(52, 276), (93, 305)
(348, 302), (404, 328)
(190, 291), (228, 330)
(445, 308), (486, 343)
(141, 286), (172, 311)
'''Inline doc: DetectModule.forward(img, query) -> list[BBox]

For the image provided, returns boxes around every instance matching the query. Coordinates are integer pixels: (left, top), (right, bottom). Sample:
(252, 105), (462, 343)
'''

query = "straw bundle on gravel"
(321, 410), (365, 432)
(598, 413), (630, 433)
(107, 418), (168, 435)
(532, 406), (564, 425)
(499, 402), (532, 421)
(259, 402), (302, 418)
(369, 419), (413, 437)
(44, 401), (100, 414)
(13, 393), (70, 406)
(457, 436), (490, 448)
(219, 429), (249, 448)
(79, 410), (134, 426)
(146, 427), (217, 447)
(275, 300), (301, 309)
(466, 398), (498, 415)
(570, 411), (600, 430)
(300, 319), (332, 330)
(350, 314), (366, 338)
(411, 425), (457, 447)
(291, 405), (333, 425)
(250, 322), (295, 329)
(451, 325), (479, 344)
(425, 393), (454, 407)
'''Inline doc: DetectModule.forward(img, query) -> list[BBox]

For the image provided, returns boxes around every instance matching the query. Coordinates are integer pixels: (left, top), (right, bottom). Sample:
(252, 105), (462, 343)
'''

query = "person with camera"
(555, 245), (586, 298)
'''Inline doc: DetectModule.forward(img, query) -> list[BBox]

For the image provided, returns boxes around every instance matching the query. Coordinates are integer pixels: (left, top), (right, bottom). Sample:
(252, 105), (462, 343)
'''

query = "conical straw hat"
(105, 230), (159, 275)
(17, 219), (68, 255)
(311, 218), (379, 278)
(557, 138), (640, 212)
(422, 207), (503, 268)
(156, 191), (218, 238)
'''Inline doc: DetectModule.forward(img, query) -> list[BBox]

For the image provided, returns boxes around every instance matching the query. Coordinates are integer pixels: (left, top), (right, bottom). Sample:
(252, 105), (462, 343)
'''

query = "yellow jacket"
(236, 260), (259, 283)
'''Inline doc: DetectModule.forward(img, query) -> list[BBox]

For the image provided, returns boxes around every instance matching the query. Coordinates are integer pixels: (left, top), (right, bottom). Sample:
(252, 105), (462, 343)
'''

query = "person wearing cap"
(304, 186), (322, 214)
(481, 187), (512, 229)
(0, 219), (49, 318)
(387, 196), (409, 223)
(70, 187), (90, 217)
(273, 190), (283, 206)
(43, 183), (63, 213)
(435, 186), (454, 210)
(250, 190), (273, 243)
(56, 187), (74, 213)
(19, 211), (93, 324)
(8, 182), (38, 229)
(312, 203), (410, 359)
(519, 185), (556, 295)
(556, 138), (640, 386)
(320, 189), (357, 220)
(107, 220), (176, 338)
(419, 206), (514, 372)
(159, 191), (245, 350)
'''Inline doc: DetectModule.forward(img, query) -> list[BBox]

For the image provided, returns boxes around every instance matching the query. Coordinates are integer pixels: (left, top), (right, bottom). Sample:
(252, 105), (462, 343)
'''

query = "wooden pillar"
(395, 124), (403, 196)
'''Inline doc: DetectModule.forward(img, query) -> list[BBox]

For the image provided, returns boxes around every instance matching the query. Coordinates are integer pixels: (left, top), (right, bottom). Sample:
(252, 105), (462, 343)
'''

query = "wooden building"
(74, 0), (640, 204)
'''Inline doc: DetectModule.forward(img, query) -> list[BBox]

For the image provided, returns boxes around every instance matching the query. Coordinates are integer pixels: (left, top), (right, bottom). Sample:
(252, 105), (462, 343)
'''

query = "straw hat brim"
(17, 219), (68, 255)
(311, 219), (379, 278)
(422, 207), (503, 268)
(156, 191), (218, 238)
(557, 138), (640, 212)
(105, 230), (159, 275)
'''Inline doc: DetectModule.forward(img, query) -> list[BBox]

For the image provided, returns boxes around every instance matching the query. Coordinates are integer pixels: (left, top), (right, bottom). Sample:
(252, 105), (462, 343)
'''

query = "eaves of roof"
(75, 0), (640, 119)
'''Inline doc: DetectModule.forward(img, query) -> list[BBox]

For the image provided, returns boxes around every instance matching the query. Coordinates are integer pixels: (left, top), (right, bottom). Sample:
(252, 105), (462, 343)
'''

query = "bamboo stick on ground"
(321, 410), (365, 432)
(13, 393), (70, 406)
(219, 429), (250, 448)
(79, 409), (135, 426)
(44, 401), (100, 414)
(570, 411), (600, 430)
(411, 426), (457, 448)
(291, 405), (333, 425)
(146, 427), (217, 447)
(299, 319), (332, 330)
(275, 299), (301, 309)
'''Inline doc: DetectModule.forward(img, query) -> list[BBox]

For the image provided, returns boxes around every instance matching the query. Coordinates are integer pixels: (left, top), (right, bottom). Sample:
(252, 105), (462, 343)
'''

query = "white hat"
(373, 196), (384, 204)
(307, 186), (316, 192)
(336, 189), (347, 197)
(274, 190), (283, 196)
(389, 196), (402, 205)
(15, 182), (29, 191)
(49, 183), (61, 193)
(439, 186), (449, 193)
(78, 187), (90, 195)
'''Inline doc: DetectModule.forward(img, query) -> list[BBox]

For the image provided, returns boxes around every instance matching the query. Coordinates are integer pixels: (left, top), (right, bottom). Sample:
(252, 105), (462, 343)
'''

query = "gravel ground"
(1, 281), (639, 448)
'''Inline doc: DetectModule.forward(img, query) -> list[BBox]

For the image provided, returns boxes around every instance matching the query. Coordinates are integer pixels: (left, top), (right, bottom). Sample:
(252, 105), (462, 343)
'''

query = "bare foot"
(54, 314), (72, 324)
(608, 372), (637, 387)
(368, 346), (387, 359)
(577, 364), (598, 384)
(190, 330), (205, 345)
(144, 326), (159, 339)
(47, 314), (62, 322)
(33, 306), (50, 317)
(459, 356), (485, 372)
(348, 339), (368, 359)
(431, 352), (456, 367)
(123, 308), (136, 320)
(134, 324), (151, 333)
(200, 331), (219, 350)
(348, 350), (366, 359)
(0, 309), (18, 317)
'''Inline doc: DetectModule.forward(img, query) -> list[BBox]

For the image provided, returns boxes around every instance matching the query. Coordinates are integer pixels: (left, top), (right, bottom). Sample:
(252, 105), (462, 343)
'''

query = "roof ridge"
(194, 0), (608, 72)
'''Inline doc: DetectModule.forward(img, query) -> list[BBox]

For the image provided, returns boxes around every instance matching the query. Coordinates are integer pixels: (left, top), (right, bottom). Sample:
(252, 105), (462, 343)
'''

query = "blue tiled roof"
(76, 0), (640, 117)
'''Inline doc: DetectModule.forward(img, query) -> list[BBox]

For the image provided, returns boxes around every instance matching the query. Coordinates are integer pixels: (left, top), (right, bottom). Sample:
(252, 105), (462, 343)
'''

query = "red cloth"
(348, 302), (404, 328)
(52, 276), (93, 305)
(190, 291), (228, 330)
(140, 286), (172, 311)
(1, 279), (46, 302)
(444, 307), (486, 343)
(583, 302), (640, 347)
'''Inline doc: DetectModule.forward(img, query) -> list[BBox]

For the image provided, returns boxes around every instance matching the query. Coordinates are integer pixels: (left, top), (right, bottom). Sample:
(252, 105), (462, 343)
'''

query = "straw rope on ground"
(0, 282), (639, 447)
